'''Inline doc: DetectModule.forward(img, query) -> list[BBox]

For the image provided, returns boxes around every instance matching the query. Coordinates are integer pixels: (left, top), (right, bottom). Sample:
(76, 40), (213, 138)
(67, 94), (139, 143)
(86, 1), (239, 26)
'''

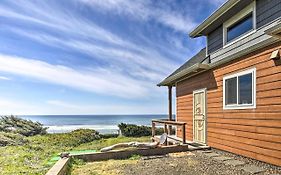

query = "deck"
(151, 119), (210, 150)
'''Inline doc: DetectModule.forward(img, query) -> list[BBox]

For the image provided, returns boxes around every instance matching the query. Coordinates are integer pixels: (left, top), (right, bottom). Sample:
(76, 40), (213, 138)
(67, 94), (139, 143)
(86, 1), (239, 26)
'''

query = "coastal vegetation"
(0, 116), (151, 175)
(118, 122), (175, 137)
(0, 115), (47, 137)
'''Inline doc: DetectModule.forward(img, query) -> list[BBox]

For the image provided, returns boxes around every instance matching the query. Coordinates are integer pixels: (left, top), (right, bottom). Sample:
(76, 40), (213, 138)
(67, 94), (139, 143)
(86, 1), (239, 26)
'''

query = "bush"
(32, 129), (101, 148)
(118, 123), (175, 137)
(70, 129), (101, 144)
(0, 115), (48, 136)
(100, 133), (119, 139)
(0, 132), (28, 146)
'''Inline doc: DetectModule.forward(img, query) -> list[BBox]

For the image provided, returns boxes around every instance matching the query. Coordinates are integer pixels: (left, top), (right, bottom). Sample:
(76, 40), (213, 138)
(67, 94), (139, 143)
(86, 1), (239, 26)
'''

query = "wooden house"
(158, 0), (281, 166)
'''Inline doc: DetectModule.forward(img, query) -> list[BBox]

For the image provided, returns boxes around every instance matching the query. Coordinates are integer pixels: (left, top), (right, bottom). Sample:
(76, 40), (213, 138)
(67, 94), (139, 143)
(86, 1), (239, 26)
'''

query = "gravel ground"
(72, 148), (281, 175)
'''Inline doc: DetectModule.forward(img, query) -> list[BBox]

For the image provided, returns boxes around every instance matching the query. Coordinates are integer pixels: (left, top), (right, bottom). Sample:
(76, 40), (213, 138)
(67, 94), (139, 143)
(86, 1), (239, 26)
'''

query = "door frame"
(192, 88), (207, 144)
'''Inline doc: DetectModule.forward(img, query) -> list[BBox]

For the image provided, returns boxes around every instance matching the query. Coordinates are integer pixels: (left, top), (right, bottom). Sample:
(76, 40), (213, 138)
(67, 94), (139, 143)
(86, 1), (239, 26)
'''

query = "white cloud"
(0, 76), (11, 81)
(0, 0), (181, 83)
(0, 54), (152, 98)
(79, 0), (197, 32)
(7, 27), (177, 82)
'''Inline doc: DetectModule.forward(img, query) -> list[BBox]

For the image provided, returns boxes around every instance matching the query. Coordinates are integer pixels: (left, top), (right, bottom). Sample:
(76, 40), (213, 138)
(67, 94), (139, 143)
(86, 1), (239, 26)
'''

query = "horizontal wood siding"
(207, 25), (223, 54)
(256, 0), (281, 28)
(176, 42), (281, 166)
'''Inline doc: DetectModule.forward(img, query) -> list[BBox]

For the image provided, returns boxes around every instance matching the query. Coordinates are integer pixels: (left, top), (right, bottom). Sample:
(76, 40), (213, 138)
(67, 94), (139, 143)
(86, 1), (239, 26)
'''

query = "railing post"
(164, 124), (168, 134)
(152, 121), (156, 137)
(182, 124), (186, 144)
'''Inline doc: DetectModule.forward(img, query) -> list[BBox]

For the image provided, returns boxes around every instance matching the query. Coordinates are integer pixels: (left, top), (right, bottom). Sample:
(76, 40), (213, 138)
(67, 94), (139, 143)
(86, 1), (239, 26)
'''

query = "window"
(227, 13), (253, 42)
(223, 2), (256, 46)
(223, 68), (256, 109)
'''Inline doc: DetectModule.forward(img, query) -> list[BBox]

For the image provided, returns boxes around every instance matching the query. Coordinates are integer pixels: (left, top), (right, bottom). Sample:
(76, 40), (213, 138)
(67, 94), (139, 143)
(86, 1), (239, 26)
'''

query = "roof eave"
(157, 63), (210, 87)
(189, 0), (240, 38)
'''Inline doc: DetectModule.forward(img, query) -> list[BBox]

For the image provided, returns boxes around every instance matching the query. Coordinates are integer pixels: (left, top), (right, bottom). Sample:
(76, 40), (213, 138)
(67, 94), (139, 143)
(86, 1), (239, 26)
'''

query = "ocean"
(20, 115), (169, 134)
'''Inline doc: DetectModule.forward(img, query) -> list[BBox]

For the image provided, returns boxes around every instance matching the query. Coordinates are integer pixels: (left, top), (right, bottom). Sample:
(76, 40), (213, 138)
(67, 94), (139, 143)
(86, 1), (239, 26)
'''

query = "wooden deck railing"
(151, 119), (186, 144)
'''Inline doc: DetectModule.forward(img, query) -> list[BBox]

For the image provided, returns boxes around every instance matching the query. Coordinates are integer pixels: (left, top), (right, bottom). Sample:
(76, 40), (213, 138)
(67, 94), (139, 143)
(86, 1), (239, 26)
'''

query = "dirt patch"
(72, 149), (281, 175)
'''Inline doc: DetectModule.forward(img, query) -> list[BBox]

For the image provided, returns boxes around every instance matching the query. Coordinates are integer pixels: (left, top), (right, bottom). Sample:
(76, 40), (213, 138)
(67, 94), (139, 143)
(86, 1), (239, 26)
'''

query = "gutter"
(189, 0), (240, 38)
(157, 63), (210, 87)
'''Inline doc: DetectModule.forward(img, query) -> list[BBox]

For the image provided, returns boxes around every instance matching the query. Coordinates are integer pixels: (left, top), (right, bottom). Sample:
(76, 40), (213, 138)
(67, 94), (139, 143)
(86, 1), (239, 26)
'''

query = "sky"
(0, 0), (226, 115)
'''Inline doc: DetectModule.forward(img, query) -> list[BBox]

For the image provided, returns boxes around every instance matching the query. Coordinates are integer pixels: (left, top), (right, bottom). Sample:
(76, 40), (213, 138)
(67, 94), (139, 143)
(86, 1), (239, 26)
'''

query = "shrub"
(0, 115), (48, 136)
(100, 133), (119, 139)
(118, 123), (175, 137)
(32, 129), (101, 148)
(0, 132), (28, 146)
(70, 129), (101, 144)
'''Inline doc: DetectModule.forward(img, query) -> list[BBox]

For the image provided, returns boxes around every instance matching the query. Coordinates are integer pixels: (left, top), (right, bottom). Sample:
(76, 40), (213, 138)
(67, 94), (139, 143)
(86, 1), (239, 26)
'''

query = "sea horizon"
(19, 114), (173, 134)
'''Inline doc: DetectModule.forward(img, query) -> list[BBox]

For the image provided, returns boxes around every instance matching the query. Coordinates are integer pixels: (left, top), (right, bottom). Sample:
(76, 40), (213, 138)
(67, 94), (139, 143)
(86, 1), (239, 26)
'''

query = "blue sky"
(0, 0), (225, 115)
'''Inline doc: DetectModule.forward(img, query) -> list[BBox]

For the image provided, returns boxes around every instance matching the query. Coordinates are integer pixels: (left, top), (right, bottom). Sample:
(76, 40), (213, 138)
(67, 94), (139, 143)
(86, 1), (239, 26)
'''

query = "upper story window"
(223, 68), (256, 110)
(223, 1), (256, 46)
(227, 13), (253, 42)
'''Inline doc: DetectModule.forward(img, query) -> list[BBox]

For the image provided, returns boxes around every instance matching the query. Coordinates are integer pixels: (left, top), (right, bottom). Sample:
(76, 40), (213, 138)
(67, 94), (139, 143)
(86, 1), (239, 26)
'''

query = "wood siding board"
(207, 25), (223, 54)
(209, 141), (281, 166)
(256, 0), (281, 28)
(208, 138), (281, 166)
(208, 132), (281, 152)
(176, 43), (281, 166)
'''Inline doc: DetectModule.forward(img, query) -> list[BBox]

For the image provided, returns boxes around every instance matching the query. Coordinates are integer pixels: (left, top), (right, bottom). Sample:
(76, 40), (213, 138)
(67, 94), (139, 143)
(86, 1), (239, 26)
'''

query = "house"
(158, 0), (281, 166)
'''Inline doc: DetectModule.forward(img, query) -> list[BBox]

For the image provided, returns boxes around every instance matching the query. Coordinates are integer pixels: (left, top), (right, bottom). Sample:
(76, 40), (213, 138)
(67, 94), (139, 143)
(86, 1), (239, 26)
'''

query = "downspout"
(168, 86), (172, 135)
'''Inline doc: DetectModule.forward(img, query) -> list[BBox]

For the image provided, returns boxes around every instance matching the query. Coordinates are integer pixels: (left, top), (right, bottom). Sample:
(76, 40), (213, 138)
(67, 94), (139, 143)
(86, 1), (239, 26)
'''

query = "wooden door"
(193, 88), (207, 144)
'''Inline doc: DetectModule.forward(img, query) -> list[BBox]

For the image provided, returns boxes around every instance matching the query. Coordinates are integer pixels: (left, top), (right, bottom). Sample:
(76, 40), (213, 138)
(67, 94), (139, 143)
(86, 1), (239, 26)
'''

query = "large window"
(223, 68), (256, 109)
(223, 2), (256, 46)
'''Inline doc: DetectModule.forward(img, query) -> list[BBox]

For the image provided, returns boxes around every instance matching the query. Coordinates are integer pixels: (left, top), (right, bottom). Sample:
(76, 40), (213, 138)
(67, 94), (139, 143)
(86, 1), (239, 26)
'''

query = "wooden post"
(182, 124), (186, 144)
(164, 124), (168, 134)
(152, 121), (156, 137)
(168, 86), (172, 135)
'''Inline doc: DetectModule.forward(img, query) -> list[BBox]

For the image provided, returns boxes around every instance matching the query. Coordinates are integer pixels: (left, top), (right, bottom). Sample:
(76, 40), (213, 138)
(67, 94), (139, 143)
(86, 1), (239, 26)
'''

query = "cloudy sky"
(0, 0), (225, 115)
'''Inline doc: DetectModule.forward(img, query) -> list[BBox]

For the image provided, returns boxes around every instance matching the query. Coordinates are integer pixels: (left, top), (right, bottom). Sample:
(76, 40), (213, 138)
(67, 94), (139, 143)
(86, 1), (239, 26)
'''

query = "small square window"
(223, 68), (256, 109)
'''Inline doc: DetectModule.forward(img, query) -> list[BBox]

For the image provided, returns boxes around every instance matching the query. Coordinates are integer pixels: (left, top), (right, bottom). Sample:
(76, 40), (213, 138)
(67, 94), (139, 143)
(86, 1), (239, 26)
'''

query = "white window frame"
(223, 1), (256, 47)
(223, 68), (256, 110)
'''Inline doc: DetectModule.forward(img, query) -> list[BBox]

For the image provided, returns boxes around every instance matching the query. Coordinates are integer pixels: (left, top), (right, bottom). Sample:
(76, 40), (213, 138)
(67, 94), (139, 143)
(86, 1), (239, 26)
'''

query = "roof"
(157, 48), (209, 86)
(189, 0), (252, 38)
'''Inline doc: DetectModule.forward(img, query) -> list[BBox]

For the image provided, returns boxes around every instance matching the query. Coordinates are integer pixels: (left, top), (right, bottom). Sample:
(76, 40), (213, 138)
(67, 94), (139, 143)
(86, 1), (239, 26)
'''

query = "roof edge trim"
(189, 0), (240, 38)
(157, 63), (210, 86)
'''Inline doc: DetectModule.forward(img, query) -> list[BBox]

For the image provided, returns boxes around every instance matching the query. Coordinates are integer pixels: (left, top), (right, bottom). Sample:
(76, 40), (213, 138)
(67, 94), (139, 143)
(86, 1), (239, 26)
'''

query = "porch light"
(270, 49), (280, 60)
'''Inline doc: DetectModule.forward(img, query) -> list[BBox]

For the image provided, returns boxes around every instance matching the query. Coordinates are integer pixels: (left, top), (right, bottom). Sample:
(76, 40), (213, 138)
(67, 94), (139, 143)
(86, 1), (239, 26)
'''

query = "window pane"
(238, 73), (252, 104)
(227, 13), (253, 42)
(225, 77), (237, 105)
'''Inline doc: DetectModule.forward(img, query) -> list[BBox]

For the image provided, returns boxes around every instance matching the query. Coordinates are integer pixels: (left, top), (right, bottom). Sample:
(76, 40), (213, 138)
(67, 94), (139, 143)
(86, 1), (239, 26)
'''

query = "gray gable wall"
(207, 25), (223, 54)
(207, 0), (281, 55)
(256, 0), (281, 28)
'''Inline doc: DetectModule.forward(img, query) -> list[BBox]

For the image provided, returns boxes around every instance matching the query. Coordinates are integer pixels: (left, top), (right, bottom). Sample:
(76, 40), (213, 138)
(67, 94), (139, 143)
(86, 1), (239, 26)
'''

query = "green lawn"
(0, 133), (150, 175)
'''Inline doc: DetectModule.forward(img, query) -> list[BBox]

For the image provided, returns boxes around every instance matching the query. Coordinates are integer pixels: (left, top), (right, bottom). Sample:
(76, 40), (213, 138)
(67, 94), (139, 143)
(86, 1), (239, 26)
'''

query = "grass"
(0, 133), (150, 175)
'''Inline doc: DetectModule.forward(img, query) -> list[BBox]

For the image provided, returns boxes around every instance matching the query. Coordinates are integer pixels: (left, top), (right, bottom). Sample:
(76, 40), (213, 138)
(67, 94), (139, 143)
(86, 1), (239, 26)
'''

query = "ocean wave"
(46, 124), (119, 134)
